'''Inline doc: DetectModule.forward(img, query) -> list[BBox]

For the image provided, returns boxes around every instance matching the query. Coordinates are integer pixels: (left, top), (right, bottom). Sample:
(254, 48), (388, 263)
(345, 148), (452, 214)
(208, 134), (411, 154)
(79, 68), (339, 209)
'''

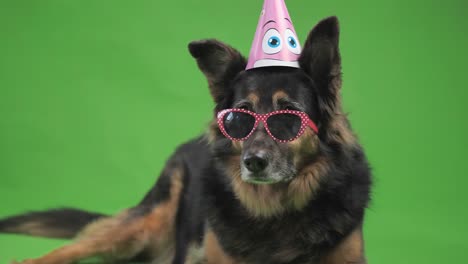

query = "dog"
(0, 16), (372, 264)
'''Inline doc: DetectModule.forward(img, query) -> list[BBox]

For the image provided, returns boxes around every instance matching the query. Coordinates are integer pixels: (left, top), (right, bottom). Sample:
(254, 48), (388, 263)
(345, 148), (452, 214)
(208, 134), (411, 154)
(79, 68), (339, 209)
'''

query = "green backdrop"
(1, 0), (467, 263)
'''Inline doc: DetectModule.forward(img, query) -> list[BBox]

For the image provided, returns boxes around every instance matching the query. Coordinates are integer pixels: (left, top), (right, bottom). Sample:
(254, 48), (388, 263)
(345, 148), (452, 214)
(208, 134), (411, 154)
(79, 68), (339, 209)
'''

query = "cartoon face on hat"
(246, 0), (302, 70)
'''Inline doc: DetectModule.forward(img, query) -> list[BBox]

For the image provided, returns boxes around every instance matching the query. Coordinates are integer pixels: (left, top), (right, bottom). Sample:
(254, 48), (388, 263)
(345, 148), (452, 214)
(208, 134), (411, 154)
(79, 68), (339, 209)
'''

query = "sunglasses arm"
(307, 119), (319, 134)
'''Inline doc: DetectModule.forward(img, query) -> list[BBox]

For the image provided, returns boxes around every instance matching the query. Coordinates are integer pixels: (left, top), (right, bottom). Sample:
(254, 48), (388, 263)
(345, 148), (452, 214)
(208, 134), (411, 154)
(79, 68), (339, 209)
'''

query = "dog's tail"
(0, 208), (106, 239)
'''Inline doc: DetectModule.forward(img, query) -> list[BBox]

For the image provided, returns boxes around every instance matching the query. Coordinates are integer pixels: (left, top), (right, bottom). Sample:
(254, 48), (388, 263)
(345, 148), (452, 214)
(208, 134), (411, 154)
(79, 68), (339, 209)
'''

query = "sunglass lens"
(267, 113), (302, 141)
(223, 111), (255, 139)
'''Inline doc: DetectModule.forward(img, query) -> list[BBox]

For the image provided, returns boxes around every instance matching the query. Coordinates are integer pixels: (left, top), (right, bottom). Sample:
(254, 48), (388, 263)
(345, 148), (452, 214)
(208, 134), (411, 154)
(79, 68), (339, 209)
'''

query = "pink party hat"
(246, 0), (302, 70)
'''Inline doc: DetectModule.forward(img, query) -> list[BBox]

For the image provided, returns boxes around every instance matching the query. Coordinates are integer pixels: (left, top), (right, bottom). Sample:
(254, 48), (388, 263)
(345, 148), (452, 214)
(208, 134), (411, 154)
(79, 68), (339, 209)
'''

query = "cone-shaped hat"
(246, 0), (301, 70)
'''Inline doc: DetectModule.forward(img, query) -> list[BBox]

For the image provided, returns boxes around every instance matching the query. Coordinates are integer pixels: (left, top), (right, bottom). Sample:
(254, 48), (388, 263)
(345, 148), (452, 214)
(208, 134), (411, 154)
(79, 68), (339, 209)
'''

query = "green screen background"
(1, 0), (467, 263)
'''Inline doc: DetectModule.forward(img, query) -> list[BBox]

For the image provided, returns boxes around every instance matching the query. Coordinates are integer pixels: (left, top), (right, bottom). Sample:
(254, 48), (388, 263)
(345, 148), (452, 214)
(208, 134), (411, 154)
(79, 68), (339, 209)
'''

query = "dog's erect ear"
(189, 39), (246, 103)
(299, 16), (342, 116)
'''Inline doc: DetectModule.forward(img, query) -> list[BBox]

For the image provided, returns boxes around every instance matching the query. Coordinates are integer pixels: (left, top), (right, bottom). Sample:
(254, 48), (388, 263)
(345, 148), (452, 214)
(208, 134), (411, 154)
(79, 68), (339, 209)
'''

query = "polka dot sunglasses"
(217, 108), (319, 143)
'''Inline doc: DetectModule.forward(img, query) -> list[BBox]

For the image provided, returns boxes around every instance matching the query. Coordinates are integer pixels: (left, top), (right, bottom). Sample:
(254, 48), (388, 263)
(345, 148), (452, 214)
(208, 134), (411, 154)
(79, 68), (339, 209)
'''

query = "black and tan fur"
(0, 17), (372, 264)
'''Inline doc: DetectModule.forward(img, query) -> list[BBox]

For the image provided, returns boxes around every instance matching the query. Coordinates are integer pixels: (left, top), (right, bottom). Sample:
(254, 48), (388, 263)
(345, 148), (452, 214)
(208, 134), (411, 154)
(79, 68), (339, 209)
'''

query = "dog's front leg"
(320, 226), (367, 264)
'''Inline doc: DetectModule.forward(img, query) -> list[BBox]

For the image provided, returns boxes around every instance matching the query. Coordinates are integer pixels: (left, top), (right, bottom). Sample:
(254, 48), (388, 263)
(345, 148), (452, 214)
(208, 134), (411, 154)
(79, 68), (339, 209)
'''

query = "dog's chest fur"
(200, 168), (365, 264)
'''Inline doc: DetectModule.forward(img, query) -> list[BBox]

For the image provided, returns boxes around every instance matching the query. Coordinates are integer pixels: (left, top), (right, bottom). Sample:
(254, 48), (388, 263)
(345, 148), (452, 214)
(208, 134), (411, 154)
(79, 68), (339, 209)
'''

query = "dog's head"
(189, 17), (357, 217)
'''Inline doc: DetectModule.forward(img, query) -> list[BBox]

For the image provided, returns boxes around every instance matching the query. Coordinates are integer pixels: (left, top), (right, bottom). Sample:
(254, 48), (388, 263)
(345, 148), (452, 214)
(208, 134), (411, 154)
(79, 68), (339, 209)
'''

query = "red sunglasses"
(217, 108), (319, 143)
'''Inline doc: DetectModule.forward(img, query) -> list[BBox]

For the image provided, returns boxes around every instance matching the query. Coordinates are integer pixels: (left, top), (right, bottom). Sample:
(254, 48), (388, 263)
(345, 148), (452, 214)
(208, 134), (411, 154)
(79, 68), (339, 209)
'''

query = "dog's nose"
(243, 154), (268, 173)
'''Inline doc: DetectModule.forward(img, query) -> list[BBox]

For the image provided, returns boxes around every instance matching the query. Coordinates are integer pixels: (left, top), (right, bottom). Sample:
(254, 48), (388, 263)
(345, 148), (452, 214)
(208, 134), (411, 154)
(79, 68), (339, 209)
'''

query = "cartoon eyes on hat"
(262, 28), (301, 55)
(285, 29), (301, 54)
(269, 36), (281, 48)
(262, 29), (283, 54)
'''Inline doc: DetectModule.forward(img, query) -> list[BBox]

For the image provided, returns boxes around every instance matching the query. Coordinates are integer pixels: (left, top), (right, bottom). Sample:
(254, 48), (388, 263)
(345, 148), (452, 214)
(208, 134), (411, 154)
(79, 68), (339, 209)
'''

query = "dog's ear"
(189, 39), (246, 103)
(299, 16), (342, 118)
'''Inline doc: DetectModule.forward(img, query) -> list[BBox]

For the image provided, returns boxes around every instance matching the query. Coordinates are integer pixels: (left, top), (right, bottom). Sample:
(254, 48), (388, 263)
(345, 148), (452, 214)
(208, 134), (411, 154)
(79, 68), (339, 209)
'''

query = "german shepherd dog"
(0, 16), (371, 264)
